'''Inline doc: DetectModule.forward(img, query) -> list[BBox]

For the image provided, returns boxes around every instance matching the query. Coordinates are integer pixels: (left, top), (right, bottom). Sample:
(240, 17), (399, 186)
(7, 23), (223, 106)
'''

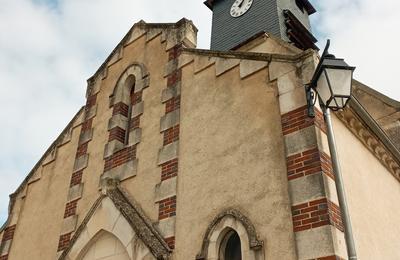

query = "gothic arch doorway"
(78, 230), (130, 260)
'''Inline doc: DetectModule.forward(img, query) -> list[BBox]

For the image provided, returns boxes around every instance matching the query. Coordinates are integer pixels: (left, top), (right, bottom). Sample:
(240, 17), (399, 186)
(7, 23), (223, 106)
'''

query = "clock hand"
(238, 0), (245, 8)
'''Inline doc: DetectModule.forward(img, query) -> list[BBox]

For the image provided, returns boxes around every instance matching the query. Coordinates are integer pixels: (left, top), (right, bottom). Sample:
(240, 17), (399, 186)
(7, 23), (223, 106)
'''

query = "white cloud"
(0, 0), (399, 225)
(311, 0), (400, 100)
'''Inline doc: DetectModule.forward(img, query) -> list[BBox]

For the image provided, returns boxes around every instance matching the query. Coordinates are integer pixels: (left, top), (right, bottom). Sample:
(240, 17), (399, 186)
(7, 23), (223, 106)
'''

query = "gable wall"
(4, 25), (179, 259)
(174, 57), (297, 259)
(332, 114), (400, 259)
(8, 116), (83, 260)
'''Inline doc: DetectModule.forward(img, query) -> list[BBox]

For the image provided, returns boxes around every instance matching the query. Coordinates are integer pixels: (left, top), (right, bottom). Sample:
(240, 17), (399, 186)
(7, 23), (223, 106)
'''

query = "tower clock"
(205, 0), (318, 51)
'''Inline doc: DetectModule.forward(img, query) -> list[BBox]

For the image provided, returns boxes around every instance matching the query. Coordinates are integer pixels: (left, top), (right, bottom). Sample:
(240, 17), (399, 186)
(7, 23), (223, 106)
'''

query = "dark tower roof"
(205, 0), (316, 14)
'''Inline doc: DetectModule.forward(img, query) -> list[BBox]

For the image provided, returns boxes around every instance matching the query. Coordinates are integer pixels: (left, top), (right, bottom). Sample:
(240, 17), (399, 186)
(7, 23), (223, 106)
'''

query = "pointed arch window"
(220, 229), (242, 260)
(124, 75), (136, 145)
(196, 209), (263, 260)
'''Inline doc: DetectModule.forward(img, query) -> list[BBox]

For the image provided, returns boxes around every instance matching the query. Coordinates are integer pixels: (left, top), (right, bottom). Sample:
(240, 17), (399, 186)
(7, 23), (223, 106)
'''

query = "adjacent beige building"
(0, 15), (399, 260)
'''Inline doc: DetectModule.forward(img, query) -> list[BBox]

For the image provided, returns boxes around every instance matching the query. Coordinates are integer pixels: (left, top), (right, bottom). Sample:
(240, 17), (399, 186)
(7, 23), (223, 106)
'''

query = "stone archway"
(58, 185), (170, 260)
(196, 209), (264, 260)
(78, 230), (130, 260)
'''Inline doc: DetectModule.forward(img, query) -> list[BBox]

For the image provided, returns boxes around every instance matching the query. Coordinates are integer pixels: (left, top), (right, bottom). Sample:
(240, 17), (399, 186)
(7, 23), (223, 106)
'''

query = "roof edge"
(0, 107), (85, 232)
(350, 96), (400, 165)
(183, 47), (314, 62)
(87, 18), (198, 84)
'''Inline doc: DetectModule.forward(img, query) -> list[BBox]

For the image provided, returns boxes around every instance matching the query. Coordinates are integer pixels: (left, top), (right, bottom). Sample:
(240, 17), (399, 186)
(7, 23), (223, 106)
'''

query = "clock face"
(230, 0), (253, 17)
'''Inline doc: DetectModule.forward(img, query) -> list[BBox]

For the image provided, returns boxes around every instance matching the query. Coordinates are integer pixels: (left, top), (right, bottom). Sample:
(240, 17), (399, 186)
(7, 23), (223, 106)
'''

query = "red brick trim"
(292, 198), (344, 232)
(161, 159), (178, 181)
(81, 118), (93, 132)
(164, 236), (175, 249)
(168, 45), (182, 61)
(131, 90), (142, 105)
(281, 106), (326, 135)
(165, 96), (181, 113)
(57, 94), (97, 254)
(104, 146), (136, 172)
(64, 199), (79, 218)
(1, 225), (16, 242)
(108, 127), (126, 143)
(163, 125), (180, 145)
(112, 102), (129, 116)
(76, 143), (88, 158)
(70, 170), (83, 187)
(287, 147), (334, 181)
(57, 232), (72, 252)
(130, 116), (140, 130)
(158, 196), (176, 220)
(85, 94), (97, 108)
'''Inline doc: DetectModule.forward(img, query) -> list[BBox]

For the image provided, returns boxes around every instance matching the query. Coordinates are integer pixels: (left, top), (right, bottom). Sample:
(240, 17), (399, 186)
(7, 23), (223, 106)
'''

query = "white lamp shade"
(316, 67), (354, 110)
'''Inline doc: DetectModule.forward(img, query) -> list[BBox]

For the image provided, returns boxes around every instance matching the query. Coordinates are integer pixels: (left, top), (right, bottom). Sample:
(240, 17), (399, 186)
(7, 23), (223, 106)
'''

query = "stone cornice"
(183, 47), (314, 63)
(336, 99), (400, 182)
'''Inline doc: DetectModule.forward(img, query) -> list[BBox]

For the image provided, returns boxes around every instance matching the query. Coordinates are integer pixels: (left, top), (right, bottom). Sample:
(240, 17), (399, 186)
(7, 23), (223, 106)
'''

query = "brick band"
(287, 147), (334, 181)
(281, 106), (326, 136)
(292, 198), (344, 232)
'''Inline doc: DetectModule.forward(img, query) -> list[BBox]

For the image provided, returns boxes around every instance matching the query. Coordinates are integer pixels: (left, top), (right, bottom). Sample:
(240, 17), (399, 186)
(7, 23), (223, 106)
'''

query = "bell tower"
(205, 0), (318, 51)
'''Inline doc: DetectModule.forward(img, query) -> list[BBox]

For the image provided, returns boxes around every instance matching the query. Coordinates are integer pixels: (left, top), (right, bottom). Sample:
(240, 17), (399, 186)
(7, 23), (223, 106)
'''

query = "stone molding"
(59, 185), (171, 260)
(337, 106), (400, 182)
(196, 209), (263, 260)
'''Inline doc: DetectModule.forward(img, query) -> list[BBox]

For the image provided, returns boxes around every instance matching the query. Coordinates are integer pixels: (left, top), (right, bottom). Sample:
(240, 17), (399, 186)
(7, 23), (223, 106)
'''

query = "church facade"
(1, 1), (400, 260)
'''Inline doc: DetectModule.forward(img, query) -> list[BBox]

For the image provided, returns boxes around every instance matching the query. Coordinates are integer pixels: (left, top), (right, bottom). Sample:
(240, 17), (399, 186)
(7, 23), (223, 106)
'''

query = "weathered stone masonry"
(101, 63), (150, 184)
(155, 44), (183, 249)
(271, 54), (347, 259)
(57, 93), (98, 254)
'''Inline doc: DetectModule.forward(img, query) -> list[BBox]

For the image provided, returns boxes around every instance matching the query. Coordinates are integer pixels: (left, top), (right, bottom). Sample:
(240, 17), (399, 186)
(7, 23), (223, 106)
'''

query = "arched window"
(196, 209), (263, 260)
(124, 75), (136, 144)
(219, 229), (242, 260)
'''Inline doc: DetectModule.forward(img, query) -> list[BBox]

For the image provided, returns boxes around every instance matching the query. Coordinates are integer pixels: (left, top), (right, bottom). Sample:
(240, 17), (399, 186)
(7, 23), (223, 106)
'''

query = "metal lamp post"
(306, 40), (358, 260)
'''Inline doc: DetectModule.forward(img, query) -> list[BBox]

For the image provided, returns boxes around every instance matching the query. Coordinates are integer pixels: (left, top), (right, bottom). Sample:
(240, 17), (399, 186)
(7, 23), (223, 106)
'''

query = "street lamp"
(306, 40), (358, 260)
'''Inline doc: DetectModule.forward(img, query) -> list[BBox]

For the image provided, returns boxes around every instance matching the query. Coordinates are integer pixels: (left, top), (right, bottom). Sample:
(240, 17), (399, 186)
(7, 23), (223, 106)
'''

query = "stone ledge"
(178, 53), (194, 69)
(289, 173), (339, 206)
(73, 154), (89, 173)
(108, 114), (128, 131)
(157, 216), (176, 238)
(161, 82), (181, 103)
(194, 55), (216, 74)
(67, 184), (84, 202)
(104, 140), (125, 159)
(284, 126), (317, 156)
(131, 101), (144, 118)
(296, 226), (346, 260)
(240, 60), (268, 79)
(0, 239), (11, 255)
(158, 141), (179, 165)
(102, 159), (138, 182)
(146, 28), (163, 42)
(42, 148), (57, 166)
(128, 128), (142, 146)
(79, 129), (93, 145)
(164, 59), (178, 77)
(215, 58), (240, 76)
(160, 110), (180, 132)
(135, 77), (150, 93)
(85, 104), (97, 120)
(155, 177), (177, 202)
(61, 215), (78, 234)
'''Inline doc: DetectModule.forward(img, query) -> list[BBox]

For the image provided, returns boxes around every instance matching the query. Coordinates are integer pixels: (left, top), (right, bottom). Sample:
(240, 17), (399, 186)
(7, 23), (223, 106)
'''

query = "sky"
(0, 0), (399, 224)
